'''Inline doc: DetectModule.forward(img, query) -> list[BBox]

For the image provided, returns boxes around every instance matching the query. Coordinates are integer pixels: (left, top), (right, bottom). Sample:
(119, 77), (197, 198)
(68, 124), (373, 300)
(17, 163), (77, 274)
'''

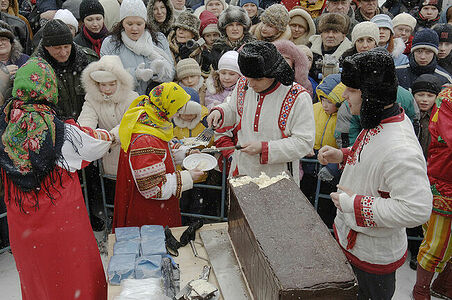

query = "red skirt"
(4, 169), (107, 300)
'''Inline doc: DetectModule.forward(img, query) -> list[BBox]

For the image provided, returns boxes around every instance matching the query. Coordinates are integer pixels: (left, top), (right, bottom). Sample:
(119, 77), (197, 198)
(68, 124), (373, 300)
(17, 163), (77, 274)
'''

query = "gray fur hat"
(218, 6), (251, 36)
(173, 11), (201, 39)
(318, 13), (349, 34)
(260, 4), (289, 33)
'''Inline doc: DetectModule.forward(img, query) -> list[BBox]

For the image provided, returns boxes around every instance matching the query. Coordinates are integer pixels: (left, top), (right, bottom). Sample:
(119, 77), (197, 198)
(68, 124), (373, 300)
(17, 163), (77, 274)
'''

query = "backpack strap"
(278, 83), (308, 137)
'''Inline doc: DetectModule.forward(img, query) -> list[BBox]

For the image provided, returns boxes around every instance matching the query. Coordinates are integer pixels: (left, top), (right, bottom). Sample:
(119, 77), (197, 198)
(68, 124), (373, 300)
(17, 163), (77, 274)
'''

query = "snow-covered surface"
(0, 248), (442, 299)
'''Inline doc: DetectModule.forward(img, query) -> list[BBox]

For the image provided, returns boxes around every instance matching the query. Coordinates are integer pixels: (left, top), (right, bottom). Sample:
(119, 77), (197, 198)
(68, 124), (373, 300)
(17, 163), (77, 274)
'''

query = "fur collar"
(309, 35), (352, 58)
(81, 56), (138, 104)
(9, 39), (23, 63)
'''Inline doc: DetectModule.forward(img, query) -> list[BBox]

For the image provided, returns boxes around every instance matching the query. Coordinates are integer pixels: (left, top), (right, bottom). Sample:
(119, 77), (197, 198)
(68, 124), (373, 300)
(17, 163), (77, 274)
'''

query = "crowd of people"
(0, 0), (451, 298)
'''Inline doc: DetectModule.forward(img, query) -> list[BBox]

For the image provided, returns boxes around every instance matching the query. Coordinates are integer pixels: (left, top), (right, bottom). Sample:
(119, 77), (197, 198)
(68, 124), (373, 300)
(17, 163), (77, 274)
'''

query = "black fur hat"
(341, 48), (398, 129)
(218, 6), (251, 36)
(238, 40), (294, 86)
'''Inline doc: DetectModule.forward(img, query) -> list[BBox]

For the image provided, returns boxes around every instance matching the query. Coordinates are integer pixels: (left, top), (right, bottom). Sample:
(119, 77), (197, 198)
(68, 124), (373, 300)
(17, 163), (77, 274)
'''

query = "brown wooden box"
(228, 178), (358, 299)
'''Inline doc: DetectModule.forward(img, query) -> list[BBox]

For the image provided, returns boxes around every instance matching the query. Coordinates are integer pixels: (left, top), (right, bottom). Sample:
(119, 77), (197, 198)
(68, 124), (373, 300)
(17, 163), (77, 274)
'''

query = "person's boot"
(431, 262), (452, 300)
(412, 265), (435, 300)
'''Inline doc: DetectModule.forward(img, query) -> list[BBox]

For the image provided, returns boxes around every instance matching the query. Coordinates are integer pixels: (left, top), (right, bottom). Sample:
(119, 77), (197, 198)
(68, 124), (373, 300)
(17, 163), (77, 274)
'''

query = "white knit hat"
(120, 0), (148, 22)
(218, 50), (241, 74)
(351, 21), (380, 45)
(54, 9), (79, 33)
(392, 12), (417, 31)
(179, 100), (202, 115)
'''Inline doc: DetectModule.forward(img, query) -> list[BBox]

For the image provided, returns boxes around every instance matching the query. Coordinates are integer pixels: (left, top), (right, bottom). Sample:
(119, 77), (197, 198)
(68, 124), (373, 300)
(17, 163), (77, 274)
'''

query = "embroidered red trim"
(333, 225), (408, 274)
(260, 141), (269, 164)
(354, 195), (377, 227)
(278, 84), (307, 136)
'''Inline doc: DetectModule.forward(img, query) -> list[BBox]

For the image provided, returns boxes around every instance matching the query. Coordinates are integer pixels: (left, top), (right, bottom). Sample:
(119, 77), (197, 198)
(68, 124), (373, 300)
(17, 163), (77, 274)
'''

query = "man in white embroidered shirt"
(207, 40), (315, 183)
(318, 48), (432, 299)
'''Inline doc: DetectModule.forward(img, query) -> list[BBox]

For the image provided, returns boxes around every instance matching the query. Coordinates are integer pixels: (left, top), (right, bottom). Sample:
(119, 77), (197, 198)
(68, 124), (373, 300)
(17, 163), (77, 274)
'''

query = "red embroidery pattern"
(360, 196), (377, 227)
(347, 125), (383, 166)
(236, 76), (248, 117)
(278, 84), (306, 134)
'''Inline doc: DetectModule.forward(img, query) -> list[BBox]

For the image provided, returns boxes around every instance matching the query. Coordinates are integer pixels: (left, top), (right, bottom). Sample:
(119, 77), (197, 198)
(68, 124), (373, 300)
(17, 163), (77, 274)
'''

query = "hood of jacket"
(289, 8), (316, 45)
(147, 0), (175, 34)
(81, 55), (136, 104)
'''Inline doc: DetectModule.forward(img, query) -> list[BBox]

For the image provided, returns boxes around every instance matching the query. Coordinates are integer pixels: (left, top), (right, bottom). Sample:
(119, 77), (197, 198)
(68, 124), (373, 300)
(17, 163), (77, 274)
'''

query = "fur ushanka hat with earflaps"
(218, 6), (251, 36)
(238, 40), (294, 86)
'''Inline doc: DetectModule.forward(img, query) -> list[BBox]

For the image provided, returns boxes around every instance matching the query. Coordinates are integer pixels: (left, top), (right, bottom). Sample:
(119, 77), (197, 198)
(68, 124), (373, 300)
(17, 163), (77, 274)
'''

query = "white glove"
(135, 63), (154, 82)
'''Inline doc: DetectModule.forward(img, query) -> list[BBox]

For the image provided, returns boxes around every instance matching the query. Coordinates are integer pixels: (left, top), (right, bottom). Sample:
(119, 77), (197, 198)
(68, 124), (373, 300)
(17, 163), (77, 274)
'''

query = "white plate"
(183, 153), (217, 171)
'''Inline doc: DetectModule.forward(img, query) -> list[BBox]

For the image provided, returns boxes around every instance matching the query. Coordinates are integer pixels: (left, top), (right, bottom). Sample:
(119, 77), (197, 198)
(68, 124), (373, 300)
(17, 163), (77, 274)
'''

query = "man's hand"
(240, 142), (262, 155)
(318, 145), (343, 165)
(6, 65), (18, 76)
(207, 110), (222, 128)
(330, 185), (354, 213)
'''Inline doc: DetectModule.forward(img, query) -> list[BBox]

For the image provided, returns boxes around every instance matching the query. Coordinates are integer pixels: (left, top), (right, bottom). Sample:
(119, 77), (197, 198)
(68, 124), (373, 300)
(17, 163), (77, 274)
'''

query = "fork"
(194, 126), (215, 143)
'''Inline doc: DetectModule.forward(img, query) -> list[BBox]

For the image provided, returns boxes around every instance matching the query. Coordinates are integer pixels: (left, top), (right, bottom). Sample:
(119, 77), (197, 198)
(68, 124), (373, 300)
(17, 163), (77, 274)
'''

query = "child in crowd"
(412, 73), (442, 158)
(408, 73), (442, 270)
(78, 55), (139, 225)
(251, 4), (292, 42)
(168, 11), (202, 63)
(205, 50), (241, 110)
(433, 23), (452, 75)
(176, 58), (206, 104)
(300, 74), (345, 228)
(172, 100), (221, 223)
(199, 10), (221, 76)
(240, 0), (263, 25)
(413, 0), (441, 32)
(392, 12), (417, 55)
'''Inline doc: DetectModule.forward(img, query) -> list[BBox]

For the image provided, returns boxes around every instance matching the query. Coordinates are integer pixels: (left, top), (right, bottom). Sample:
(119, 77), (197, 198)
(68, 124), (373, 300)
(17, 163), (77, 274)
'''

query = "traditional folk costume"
(213, 41), (315, 184)
(336, 50), (432, 299)
(113, 83), (194, 230)
(413, 85), (452, 300)
(0, 58), (113, 300)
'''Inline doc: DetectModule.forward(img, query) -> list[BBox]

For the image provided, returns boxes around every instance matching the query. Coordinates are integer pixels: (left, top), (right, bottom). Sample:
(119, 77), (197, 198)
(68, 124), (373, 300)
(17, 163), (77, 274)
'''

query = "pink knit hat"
(273, 40), (313, 96)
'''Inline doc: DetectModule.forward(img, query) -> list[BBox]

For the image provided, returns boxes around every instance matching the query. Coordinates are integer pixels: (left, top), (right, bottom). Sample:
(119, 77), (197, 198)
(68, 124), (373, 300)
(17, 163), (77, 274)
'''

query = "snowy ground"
(0, 243), (442, 300)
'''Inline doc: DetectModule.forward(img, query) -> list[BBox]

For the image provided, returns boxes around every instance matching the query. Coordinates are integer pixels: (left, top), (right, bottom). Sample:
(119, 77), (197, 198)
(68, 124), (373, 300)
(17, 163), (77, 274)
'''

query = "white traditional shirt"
(214, 79), (315, 183)
(334, 111), (432, 274)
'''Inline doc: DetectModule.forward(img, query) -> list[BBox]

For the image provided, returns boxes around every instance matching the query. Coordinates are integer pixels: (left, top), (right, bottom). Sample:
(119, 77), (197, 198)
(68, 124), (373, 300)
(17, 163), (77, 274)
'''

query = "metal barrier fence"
(0, 157), (424, 254)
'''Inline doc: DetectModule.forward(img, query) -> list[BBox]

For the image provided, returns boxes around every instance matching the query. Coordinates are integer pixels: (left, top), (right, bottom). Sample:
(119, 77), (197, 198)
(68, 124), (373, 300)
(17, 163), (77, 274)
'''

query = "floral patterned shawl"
(0, 57), (67, 202)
